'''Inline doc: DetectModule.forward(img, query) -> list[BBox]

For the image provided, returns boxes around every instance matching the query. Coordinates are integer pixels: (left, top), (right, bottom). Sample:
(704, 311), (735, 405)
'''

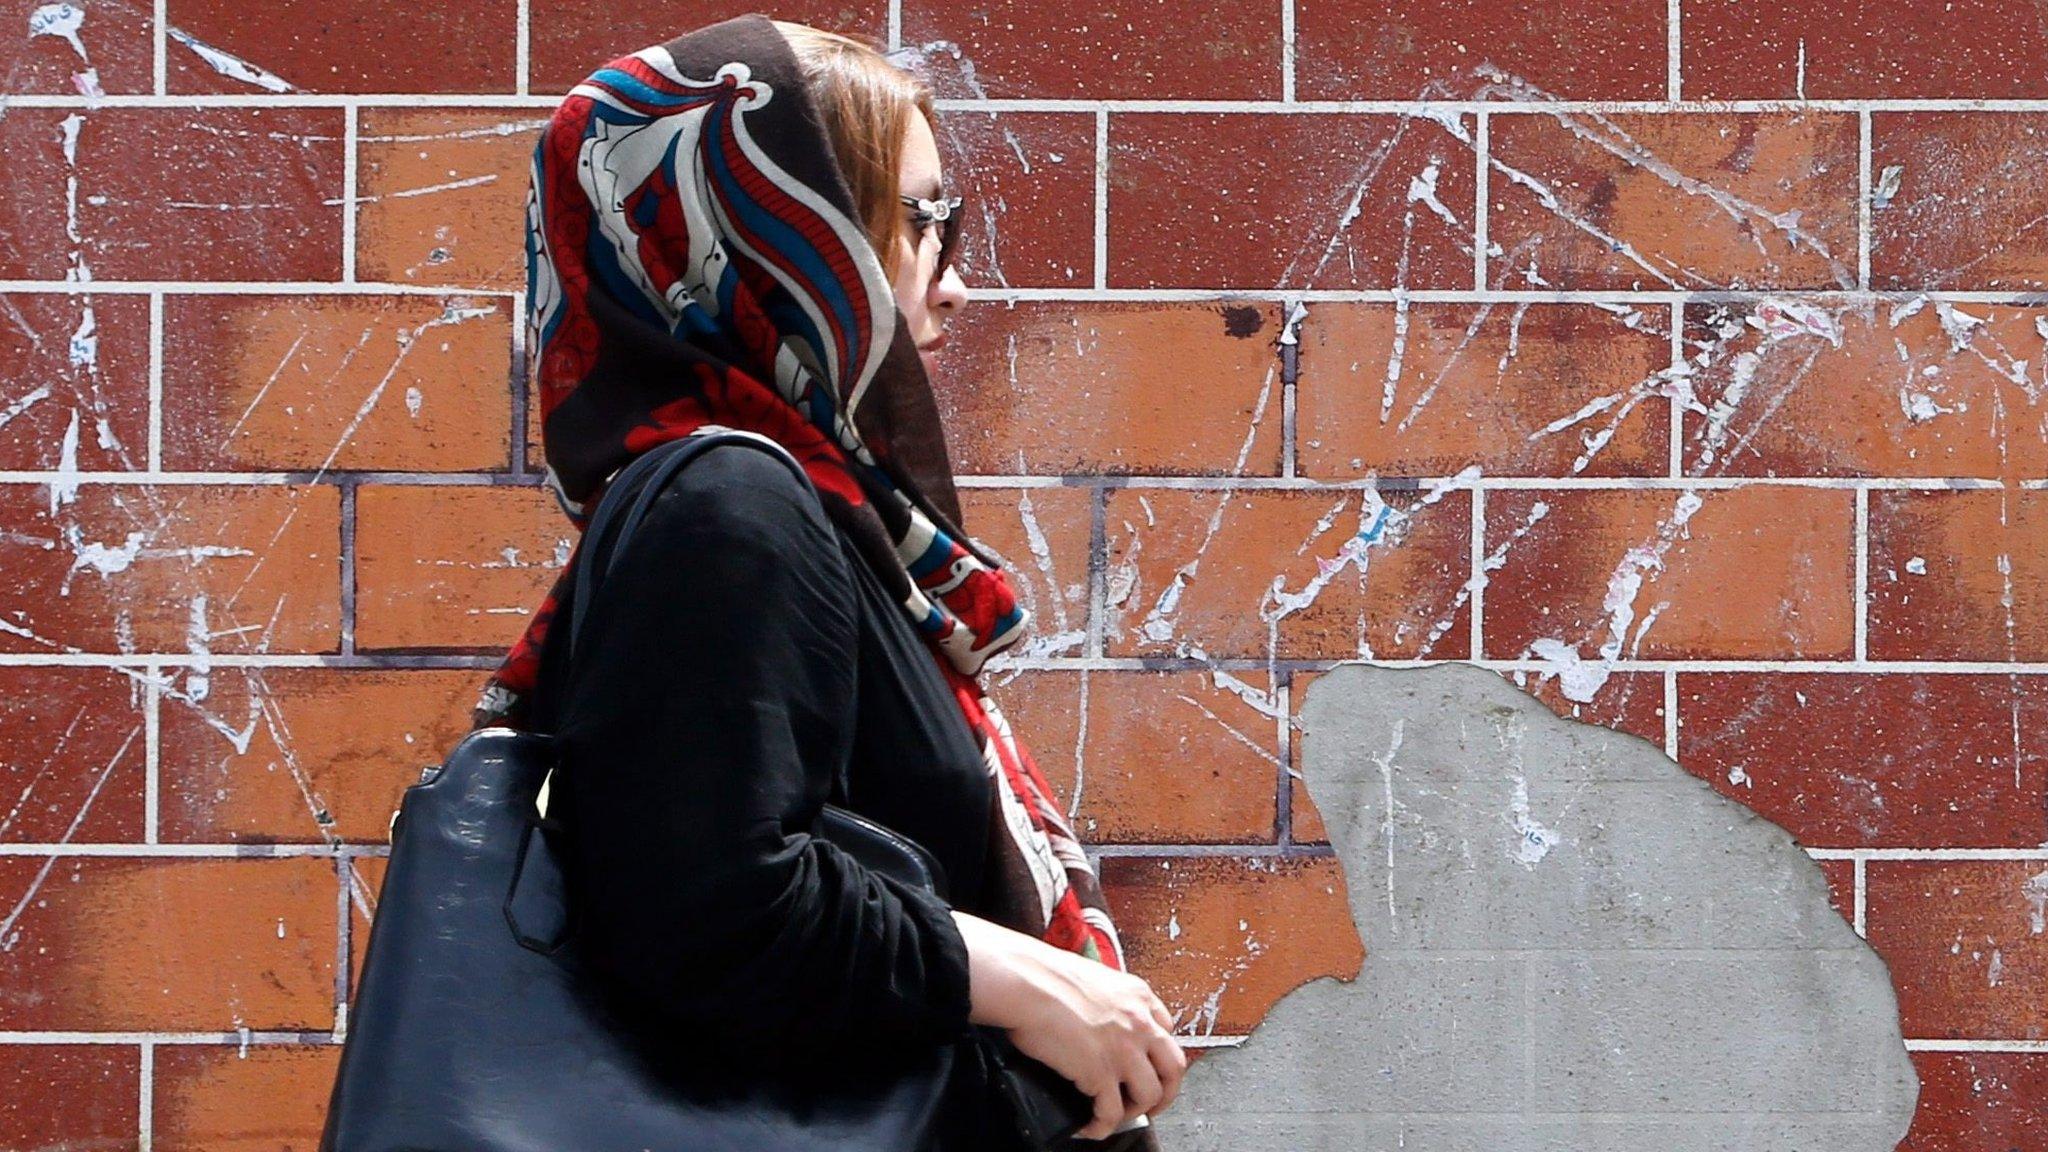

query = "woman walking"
(469, 14), (1184, 1150)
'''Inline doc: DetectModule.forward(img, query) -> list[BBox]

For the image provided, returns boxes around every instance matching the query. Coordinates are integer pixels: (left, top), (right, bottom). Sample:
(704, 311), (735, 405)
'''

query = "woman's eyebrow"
(914, 176), (946, 199)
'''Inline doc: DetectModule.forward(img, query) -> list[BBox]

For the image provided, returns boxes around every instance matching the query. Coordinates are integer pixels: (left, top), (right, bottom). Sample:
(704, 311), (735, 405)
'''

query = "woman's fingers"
(1120, 1047), (1164, 1123)
(1147, 1029), (1187, 1112)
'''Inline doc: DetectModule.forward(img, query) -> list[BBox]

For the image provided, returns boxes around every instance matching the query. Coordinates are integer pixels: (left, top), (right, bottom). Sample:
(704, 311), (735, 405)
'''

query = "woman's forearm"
(951, 908), (1070, 1030)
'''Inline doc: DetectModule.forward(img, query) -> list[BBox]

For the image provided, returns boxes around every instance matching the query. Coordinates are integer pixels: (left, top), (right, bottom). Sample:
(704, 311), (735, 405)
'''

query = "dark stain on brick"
(1220, 305), (1265, 338)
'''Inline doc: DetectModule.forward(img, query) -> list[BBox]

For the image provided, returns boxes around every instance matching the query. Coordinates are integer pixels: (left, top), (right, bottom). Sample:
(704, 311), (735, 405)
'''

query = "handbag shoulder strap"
(565, 429), (824, 667)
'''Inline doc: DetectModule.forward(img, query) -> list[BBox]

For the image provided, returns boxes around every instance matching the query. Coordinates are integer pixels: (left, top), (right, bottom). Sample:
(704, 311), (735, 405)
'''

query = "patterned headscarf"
(470, 14), (1129, 972)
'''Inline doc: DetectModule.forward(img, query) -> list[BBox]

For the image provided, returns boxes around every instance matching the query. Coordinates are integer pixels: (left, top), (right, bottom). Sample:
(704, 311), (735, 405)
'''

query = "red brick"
(1681, 299), (2048, 479)
(0, 293), (150, 473)
(955, 487), (1092, 656)
(1872, 113), (2048, 292)
(164, 0), (516, 94)
(1488, 111), (1859, 292)
(353, 484), (568, 652)
(157, 668), (485, 845)
(1103, 486), (1472, 661)
(1680, 673), (2048, 848)
(1900, 1051), (2048, 1151)
(899, 0), (1279, 100)
(528, 2), (887, 94)
(1482, 487), (1856, 661)
(0, 667), (147, 844)
(160, 295), (514, 472)
(1815, 859), (1856, 929)
(1297, 302), (1670, 478)
(0, 857), (336, 1030)
(153, 1043), (339, 1152)
(1107, 113), (1474, 291)
(4, 0), (155, 96)
(929, 112), (1096, 290)
(356, 110), (550, 290)
(1685, 1), (2048, 100)
(934, 302), (1283, 476)
(1296, 0), (1668, 101)
(0, 1044), (137, 1151)
(0, 109), (345, 283)
(0, 484), (341, 656)
(1863, 860), (2048, 1040)
(1868, 490), (2048, 662)
(1102, 855), (1361, 1037)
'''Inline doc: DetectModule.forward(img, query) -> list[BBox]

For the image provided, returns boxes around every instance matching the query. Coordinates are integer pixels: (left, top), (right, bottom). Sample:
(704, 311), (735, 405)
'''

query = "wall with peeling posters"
(1, 1), (2043, 1147)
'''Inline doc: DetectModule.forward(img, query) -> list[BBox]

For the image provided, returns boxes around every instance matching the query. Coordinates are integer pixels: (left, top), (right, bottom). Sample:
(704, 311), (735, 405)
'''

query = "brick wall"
(1, 1), (2042, 1147)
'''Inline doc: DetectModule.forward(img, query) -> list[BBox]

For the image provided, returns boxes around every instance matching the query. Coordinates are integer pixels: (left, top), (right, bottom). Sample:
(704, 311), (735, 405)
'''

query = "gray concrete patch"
(1151, 661), (1919, 1152)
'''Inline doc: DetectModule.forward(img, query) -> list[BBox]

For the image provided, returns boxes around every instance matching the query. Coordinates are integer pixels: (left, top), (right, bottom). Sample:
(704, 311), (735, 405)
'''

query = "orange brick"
(0, 108), (344, 282)
(528, 1), (887, 94)
(356, 109), (549, 290)
(1481, 487), (1856, 661)
(153, 1043), (339, 1152)
(1488, 112), (1859, 291)
(955, 487), (1092, 658)
(1687, 2), (2048, 100)
(161, 295), (514, 472)
(1682, 299), (2048, 479)
(1872, 113), (2048, 291)
(164, 0), (516, 94)
(0, 667), (148, 844)
(346, 855), (387, 999)
(1103, 486), (1472, 661)
(0, 857), (336, 1030)
(1297, 302), (1670, 478)
(1901, 1051), (2048, 1151)
(935, 302), (1283, 476)
(900, 0), (1280, 100)
(930, 112), (1097, 290)
(1868, 490), (2048, 661)
(0, 484), (341, 656)
(353, 483), (567, 651)
(0, 1044), (137, 1151)
(1015, 670), (1280, 845)
(1864, 860), (2048, 1040)
(1815, 859), (1857, 928)
(157, 668), (484, 845)
(1102, 855), (1361, 1037)
(1108, 113), (1474, 291)
(0, 293), (150, 472)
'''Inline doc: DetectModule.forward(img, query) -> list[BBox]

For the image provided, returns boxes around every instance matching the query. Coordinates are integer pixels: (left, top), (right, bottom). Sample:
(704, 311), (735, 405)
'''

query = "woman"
(469, 13), (1185, 1150)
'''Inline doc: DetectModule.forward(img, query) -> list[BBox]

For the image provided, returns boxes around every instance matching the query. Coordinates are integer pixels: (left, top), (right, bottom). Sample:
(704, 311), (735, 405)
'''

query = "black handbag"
(320, 429), (1107, 1152)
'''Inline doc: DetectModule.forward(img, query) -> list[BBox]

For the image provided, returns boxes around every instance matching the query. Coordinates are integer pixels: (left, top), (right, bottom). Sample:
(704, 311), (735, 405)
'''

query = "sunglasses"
(899, 192), (963, 277)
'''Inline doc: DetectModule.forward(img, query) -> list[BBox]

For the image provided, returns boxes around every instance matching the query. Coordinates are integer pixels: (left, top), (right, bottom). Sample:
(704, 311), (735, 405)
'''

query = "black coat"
(522, 441), (1019, 1147)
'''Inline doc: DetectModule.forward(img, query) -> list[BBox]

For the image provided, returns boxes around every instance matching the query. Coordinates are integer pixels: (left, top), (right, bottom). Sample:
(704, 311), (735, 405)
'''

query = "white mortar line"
(0, 843), (391, 856)
(342, 104), (359, 284)
(1469, 487), (1486, 662)
(1666, 0), (1682, 101)
(1806, 847), (2048, 861)
(1094, 109), (1109, 290)
(1274, 676), (1293, 842)
(24, 93), (2048, 113)
(20, 281), (2048, 307)
(887, 0), (901, 51)
(1472, 111), (1489, 289)
(1663, 669), (1679, 761)
(1906, 1039), (2048, 1053)
(152, 0), (167, 96)
(1852, 855), (1867, 937)
(138, 1039), (153, 1151)
(144, 659), (160, 845)
(1857, 108), (1873, 289)
(1854, 486), (1870, 661)
(1280, 0), (1295, 103)
(147, 292), (164, 472)
(2, 652), (2047, 675)
(516, 0), (531, 96)
(1668, 302), (1684, 476)
(0, 1030), (343, 1044)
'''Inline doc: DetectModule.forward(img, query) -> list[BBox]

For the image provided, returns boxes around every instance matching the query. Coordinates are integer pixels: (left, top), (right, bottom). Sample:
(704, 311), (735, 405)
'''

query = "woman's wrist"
(950, 909), (1066, 1030)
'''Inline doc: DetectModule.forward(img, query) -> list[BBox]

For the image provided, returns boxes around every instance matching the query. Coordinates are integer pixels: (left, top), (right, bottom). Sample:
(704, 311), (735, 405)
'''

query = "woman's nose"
(931, 262), (969, 311)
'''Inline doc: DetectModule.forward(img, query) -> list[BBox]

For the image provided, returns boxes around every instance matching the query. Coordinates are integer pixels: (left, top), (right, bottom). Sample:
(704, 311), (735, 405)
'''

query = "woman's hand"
(951, 910), (1187, 1140)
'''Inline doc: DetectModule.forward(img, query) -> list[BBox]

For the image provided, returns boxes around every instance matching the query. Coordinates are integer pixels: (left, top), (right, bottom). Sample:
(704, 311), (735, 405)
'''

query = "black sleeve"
(554, 445), (975, 1052)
